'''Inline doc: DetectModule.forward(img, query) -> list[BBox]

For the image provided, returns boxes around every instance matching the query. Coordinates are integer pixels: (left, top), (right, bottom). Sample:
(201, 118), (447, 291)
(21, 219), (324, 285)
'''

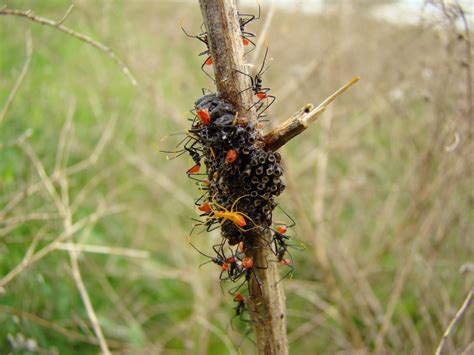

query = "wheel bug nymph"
(180, 22), (214, 81)
(270, 209), (305, 282)
(188, 241), (248, 282)
(180, 2), (261, 82)
(232, 292), (249, 327)
(236, 46), (276, 117)
(238, 3), (261, 52)
(159, 133), (204, 176)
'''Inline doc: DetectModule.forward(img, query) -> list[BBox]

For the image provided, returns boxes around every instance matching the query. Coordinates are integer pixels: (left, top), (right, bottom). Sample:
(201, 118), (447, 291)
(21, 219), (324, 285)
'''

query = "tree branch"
(263, 76), (360, 151)
(198, 0), (254, 113)
(198, 1), (288, 354)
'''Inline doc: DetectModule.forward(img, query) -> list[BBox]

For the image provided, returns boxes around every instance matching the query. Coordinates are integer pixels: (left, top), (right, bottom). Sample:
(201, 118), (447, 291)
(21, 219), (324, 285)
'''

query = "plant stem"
(198, 1), (288, 354)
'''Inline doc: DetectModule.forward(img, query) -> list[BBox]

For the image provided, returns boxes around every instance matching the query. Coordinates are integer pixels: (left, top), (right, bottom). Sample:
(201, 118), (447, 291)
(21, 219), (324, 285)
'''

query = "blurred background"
(0, 0), (472, 354)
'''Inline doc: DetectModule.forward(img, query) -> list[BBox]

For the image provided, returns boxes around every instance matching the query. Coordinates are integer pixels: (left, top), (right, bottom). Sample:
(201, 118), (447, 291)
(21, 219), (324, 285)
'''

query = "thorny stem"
(198, 1), (288, 354)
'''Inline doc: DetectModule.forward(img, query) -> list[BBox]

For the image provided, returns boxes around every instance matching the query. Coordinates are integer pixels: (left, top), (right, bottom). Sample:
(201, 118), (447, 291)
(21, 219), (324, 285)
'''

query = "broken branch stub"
(263, 76), (360, 151)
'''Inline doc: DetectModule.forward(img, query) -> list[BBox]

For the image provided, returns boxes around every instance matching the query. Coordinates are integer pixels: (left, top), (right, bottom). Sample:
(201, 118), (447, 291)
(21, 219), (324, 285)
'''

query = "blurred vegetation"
(0, 0), (472, 354)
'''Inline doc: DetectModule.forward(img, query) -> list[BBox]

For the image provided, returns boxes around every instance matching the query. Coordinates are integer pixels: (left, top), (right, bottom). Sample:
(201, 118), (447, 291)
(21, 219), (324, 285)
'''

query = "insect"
(204, 194), (257, 231)
(228, 292), (256, 346)
(189, 194), (258, 240)
(187, 163), (201, 175)
(180, 23), (214, 81)
(270, 208), (302, 281)
(262, 226), (294, 283)
(238, 3), (261, 51)
(241, 257), (253, 269)
(273, 231), (292, 262)
(160, 133), (200, 159)
(188, 241), (244, 282)
(196, 108), (211, 125)
(229, 252), (270, 296)
(225, 149), (238, 164)
(236, 47), (276, 116)
(159, 133), (206, 179)
(198, 202), (212, 213)
(185, 146), (204, 179)
(233, 292), (248, 322)
(227, 291), (253, 335)
(181, 2), (261, 80)
(229, 267), (255, 296)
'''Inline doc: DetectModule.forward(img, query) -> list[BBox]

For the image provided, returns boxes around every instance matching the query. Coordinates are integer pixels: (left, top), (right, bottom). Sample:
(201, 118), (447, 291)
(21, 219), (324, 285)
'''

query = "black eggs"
(190, 94), (285, 244)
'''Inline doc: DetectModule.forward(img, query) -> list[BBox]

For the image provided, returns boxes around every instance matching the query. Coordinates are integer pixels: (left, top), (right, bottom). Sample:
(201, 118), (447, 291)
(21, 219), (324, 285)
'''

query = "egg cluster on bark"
(190, 94), (285, 245)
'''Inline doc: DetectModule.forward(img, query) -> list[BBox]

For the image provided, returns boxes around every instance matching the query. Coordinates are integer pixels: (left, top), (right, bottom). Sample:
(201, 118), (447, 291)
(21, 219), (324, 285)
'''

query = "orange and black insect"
(159, 133), (205, 178)
(196, 108), (211, 125)
(232, 291), (248, 323)
(229, 252), (270, 296)
(189, 241), (245, 282)
(236, 47), (276, 116)
(271, 210), (303, 281)
(225, 149), (238, 164)
(202, 194), (257, 231)
(180, 24), (214, 81)
(238, 4), (261, 52)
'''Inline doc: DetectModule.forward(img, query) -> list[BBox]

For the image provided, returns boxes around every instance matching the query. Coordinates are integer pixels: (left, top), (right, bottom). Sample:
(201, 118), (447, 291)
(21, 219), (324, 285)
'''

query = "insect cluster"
(173, 5), (300, 331)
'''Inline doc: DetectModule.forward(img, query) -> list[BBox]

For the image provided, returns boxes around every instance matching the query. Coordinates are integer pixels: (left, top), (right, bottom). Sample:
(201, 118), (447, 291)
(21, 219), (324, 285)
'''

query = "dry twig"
(56, 243), (150, 259)
(435, 288), (473, 355)
(263, 76), (360, 151)
(0, 31), (32, 124)
(55, 113), (111, 355)
(0, 5), (137, 86)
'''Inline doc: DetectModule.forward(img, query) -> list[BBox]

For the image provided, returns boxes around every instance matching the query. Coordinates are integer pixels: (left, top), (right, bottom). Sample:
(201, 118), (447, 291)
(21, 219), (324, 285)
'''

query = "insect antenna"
(274, 205), (296, 229)
(254, 45), (270, 78)
(188, 241), (220, 268)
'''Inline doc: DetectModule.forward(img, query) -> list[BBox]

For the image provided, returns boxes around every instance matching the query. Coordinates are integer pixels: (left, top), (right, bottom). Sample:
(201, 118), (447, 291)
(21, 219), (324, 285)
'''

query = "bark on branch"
(198, 1), (288, 354)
